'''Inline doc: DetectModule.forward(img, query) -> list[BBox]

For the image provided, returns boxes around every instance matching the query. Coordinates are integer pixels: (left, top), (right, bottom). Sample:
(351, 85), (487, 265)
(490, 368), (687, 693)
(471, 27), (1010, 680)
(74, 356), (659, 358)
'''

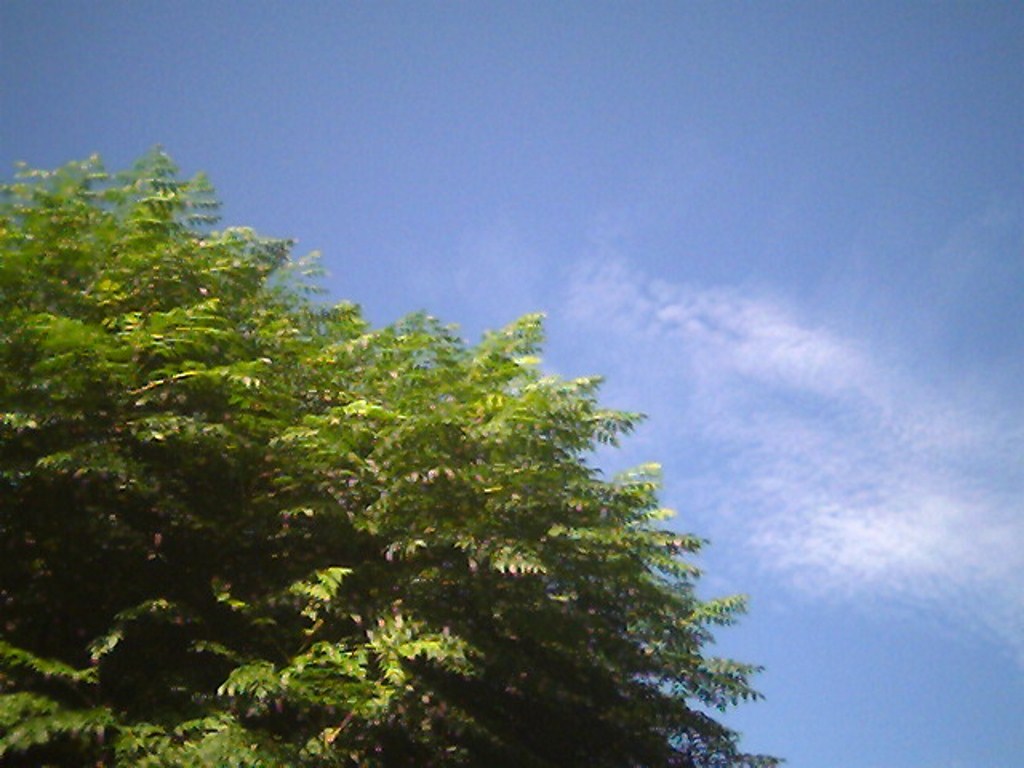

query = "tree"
(0, 152), (777, 767)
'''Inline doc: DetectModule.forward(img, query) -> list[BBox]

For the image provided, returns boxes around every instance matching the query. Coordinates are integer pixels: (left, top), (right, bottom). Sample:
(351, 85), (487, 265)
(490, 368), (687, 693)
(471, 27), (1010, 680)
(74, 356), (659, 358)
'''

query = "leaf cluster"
(0, 153), (778, 766)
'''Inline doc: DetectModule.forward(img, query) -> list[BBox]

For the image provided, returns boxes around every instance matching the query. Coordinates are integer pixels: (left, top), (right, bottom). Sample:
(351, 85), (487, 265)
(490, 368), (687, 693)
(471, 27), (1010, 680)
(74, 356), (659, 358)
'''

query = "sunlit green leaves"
(0, 153), (776, 767)
(0, 642), (97, 687)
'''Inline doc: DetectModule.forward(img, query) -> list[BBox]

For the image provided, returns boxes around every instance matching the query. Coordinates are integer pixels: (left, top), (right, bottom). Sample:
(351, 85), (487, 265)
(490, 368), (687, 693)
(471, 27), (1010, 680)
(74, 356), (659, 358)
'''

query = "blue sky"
(3, 2), (1023, 765)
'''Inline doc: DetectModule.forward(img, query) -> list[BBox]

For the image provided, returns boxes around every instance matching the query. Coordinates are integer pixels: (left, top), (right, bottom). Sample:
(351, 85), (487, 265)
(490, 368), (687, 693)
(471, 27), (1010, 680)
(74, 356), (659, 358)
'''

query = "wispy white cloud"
(563, 257), (1024, 663)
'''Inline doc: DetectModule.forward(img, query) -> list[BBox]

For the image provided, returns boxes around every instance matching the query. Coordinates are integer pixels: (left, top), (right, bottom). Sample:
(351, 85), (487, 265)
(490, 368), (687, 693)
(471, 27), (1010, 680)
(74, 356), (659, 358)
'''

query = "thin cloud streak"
(564, 258), (1024, 664)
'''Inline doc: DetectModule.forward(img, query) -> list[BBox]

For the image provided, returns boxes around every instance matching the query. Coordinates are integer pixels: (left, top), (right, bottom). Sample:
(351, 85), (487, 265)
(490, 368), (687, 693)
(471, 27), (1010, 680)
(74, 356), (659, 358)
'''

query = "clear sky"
(3, 3), (1023, 766)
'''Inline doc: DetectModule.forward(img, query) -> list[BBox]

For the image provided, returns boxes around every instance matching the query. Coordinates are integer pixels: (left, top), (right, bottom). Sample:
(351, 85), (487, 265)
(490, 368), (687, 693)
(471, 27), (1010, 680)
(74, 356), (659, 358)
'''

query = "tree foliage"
(0, 152), (778, 766)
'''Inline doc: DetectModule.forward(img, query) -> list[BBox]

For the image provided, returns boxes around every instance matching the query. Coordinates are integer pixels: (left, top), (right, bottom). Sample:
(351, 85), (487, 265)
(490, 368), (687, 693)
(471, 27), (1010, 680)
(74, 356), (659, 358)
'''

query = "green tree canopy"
(0, 152), (777, 766)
